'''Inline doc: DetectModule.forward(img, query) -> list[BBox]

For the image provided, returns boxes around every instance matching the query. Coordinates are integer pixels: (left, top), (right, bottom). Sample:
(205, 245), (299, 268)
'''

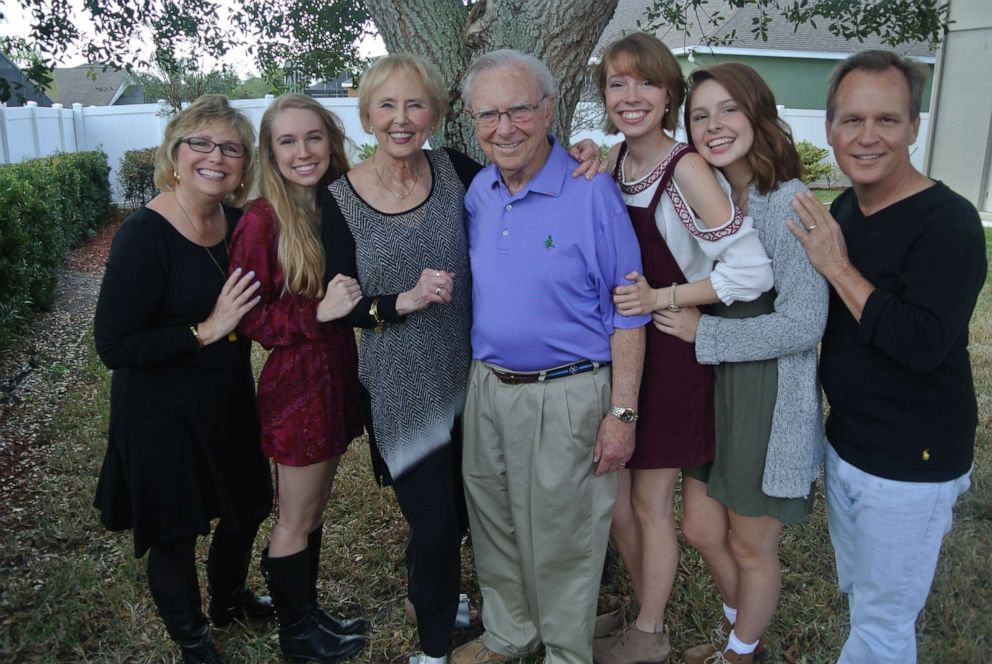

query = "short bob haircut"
(685, 63), (801, 194)
(461, 49), (557, 108)
(153, 94), (256, 208)
(594, 32), (685, 135)
(358, 53), (449, 135)
(826, 49), (927, 122)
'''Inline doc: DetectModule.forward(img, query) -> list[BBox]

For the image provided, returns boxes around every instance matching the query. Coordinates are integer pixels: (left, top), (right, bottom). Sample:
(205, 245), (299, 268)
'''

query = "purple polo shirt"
(466, 137), (649, 371)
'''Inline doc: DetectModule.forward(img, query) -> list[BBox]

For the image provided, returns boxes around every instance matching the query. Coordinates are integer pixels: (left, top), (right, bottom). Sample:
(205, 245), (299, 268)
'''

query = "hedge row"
(0, 151), (111, 350)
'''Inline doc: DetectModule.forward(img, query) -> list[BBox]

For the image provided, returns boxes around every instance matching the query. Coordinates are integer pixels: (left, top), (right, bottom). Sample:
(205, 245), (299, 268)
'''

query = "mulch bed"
(0, 215), (123, 506)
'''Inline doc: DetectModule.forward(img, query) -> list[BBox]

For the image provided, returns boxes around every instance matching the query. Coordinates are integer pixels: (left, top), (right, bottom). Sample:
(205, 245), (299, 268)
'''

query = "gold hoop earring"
(173, 169), (180, 185)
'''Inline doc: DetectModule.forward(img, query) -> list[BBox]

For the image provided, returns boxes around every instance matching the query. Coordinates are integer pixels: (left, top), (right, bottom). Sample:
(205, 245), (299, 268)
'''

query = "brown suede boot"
(594, 609), (625, 639)
(593, 625), (670, 664)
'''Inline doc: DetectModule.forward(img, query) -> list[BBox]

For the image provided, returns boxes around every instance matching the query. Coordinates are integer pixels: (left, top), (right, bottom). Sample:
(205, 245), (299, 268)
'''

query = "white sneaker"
(410, 654), (448, 664)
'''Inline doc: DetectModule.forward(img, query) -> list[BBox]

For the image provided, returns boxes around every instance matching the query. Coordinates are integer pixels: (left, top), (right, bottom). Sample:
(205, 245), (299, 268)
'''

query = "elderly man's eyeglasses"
(181, 137), (247, 158)
(467, 96), (547, 128)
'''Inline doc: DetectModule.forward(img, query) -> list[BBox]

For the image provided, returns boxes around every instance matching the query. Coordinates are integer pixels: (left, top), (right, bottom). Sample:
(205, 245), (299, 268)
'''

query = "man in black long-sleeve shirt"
(790, 51), (986, 664)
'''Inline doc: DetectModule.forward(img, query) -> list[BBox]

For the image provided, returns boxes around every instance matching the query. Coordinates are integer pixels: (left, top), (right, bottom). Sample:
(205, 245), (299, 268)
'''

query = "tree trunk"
(364, 0), (619, 162)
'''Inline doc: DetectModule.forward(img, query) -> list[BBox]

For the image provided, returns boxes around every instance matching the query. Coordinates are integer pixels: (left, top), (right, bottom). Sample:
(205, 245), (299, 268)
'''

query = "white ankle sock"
(722, 603), (738, 625)
(726, 629), (758, 655)
(410, 655), (447, 664)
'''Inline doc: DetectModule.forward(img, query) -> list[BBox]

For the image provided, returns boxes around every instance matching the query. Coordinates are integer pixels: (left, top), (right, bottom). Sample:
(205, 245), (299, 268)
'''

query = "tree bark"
(364, 0), (619, 162)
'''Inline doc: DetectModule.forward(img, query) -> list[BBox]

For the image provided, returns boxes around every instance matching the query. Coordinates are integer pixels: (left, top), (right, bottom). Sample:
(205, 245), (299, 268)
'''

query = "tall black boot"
(149, 541), (227, 664)
(307, 524), (368, 636)
(262, 548), (367, 664)
(207, 525), (274, 626)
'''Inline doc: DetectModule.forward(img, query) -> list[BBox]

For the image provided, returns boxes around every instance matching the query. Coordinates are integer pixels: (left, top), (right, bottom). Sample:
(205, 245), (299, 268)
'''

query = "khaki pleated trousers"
(462, 360), (618, 664)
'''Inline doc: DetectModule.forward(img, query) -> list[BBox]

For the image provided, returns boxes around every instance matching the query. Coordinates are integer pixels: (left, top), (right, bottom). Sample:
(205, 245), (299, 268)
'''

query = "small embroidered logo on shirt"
(921, 449), (931, 461)
(544, 235), (555, 251)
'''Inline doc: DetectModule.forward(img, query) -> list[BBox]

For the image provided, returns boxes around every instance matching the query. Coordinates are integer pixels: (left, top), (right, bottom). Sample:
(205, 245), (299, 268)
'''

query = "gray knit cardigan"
(694, 178), (828, 498)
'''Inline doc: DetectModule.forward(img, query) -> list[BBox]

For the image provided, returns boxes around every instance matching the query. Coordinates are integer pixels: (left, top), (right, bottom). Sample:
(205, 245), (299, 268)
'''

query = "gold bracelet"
(189, 324), (204, 348)
(668, 282), (681, 312)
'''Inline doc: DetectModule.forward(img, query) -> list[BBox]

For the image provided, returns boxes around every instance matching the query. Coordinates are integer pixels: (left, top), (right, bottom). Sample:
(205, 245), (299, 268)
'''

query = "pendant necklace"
(175, 193), (238, 342)
(373, 150), (421, 199)
(732, 187), (750, 215)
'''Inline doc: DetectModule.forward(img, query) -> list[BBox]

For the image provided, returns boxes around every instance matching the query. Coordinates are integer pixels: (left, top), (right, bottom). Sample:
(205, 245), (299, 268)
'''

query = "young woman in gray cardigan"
(655, 64), (828, 664)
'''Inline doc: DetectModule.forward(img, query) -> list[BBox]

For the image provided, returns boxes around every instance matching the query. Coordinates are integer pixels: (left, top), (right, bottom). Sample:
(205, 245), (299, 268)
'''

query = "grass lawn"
(1, 231), (989, 663)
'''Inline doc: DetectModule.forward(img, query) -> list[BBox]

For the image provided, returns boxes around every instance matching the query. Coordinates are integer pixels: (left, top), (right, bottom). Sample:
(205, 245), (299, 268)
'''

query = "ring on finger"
(806, 224), (817, 231)
(435, 287), (442, 296)
(434, 271), (440, 277)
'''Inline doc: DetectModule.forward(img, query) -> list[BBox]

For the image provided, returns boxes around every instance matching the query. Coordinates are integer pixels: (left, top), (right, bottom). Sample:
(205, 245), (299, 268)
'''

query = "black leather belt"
(491, 359), (610, 385)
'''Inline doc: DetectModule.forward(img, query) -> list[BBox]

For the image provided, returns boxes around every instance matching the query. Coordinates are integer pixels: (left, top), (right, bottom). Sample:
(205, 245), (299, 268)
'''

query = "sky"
(0, 1), (386, 77)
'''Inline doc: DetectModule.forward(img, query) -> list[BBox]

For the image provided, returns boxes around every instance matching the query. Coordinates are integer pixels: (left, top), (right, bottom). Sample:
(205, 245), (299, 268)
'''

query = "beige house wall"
(925, 0), (992, 214)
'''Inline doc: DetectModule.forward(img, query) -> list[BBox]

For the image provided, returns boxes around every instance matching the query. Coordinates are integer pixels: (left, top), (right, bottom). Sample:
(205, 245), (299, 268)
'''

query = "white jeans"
(825, 444), (970, 664)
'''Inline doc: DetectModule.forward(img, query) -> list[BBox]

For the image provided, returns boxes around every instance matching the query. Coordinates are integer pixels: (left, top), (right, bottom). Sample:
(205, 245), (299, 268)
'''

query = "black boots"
(151, 587), (227, 664)
(177, 624), (229, 664)
(262, 548), (367, 663)
(207, 531), (275, 626)
(149, 541), (228, 664)
(307, 525), (369, 636)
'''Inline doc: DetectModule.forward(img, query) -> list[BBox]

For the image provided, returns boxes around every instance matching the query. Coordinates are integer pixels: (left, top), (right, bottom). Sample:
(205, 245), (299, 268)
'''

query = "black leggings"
(392, 447), (462, 657)
(147, 520), (262, 627)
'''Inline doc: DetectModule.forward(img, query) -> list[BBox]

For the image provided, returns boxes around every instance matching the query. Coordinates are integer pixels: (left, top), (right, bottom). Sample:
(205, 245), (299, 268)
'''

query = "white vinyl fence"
(0, 97), (371, 203)
(0, 97), (930, 203)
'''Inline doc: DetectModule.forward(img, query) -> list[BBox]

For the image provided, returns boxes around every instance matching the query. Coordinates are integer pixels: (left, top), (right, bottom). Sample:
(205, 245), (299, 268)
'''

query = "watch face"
(612, 407), (636, 423)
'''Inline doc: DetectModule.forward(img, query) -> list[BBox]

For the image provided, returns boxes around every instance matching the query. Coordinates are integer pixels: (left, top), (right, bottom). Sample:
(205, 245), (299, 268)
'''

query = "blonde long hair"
(257, 95), (350, 297)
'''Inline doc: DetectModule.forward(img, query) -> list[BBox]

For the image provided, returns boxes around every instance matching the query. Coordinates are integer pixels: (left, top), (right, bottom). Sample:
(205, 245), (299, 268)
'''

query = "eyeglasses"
(467, 96), (547, 128)
(180, 137), (247, 158)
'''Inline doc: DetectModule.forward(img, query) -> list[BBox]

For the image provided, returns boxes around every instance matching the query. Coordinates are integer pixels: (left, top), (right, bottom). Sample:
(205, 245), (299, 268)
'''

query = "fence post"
(52, 103), (67, 153)
(28, 101), (41, 160)
(72, 103), (86, 151)
(0, 104), (8, 164)
(265, 94), (274, 107)
(157, 99), (171, 143)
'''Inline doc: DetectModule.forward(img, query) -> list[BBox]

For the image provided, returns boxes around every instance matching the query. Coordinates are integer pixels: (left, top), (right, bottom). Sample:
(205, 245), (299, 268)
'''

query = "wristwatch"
(608, 406), (638, 424)
(369, 297), (386, 332)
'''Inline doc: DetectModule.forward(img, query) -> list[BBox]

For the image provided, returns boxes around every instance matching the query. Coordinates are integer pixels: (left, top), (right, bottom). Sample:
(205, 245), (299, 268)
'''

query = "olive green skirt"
(684, 291), (813, 525)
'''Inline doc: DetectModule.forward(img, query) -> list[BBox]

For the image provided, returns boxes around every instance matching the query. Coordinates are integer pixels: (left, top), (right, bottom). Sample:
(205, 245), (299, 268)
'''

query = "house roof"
(0, 52), (54, 106)
(49, 65), (130, 106)
(596, 0), (935, 59)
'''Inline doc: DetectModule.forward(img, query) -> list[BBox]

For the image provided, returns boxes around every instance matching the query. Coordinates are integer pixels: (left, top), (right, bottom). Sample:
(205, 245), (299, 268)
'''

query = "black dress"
(93, 206), (273, 557)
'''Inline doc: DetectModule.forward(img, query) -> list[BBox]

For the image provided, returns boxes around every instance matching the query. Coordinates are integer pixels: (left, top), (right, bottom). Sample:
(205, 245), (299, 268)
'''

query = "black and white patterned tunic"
(325, 148), (479, 479)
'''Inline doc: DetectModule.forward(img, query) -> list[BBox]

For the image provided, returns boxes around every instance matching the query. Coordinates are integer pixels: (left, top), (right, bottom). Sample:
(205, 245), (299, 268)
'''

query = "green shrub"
(0, 151), (111, 350)
(357, 143), (377, 163)
(117, 148), (158, 210)
(796, 140), (832, 185)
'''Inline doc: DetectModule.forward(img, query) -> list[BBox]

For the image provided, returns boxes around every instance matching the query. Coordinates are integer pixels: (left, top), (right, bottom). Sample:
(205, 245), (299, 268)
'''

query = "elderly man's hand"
(788, 191), (850, 279)
(593, 415), (635, 476)
(569, 139), (609, 180)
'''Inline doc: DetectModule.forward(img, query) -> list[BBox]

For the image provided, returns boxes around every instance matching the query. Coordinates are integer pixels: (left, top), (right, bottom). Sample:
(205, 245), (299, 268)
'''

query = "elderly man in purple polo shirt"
(450, 50), (648, 664)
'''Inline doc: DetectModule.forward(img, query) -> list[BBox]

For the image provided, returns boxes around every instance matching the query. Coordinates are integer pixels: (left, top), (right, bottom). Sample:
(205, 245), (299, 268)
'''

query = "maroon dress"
(230, 198), (363, 466)
(613, 143), (715, 469)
